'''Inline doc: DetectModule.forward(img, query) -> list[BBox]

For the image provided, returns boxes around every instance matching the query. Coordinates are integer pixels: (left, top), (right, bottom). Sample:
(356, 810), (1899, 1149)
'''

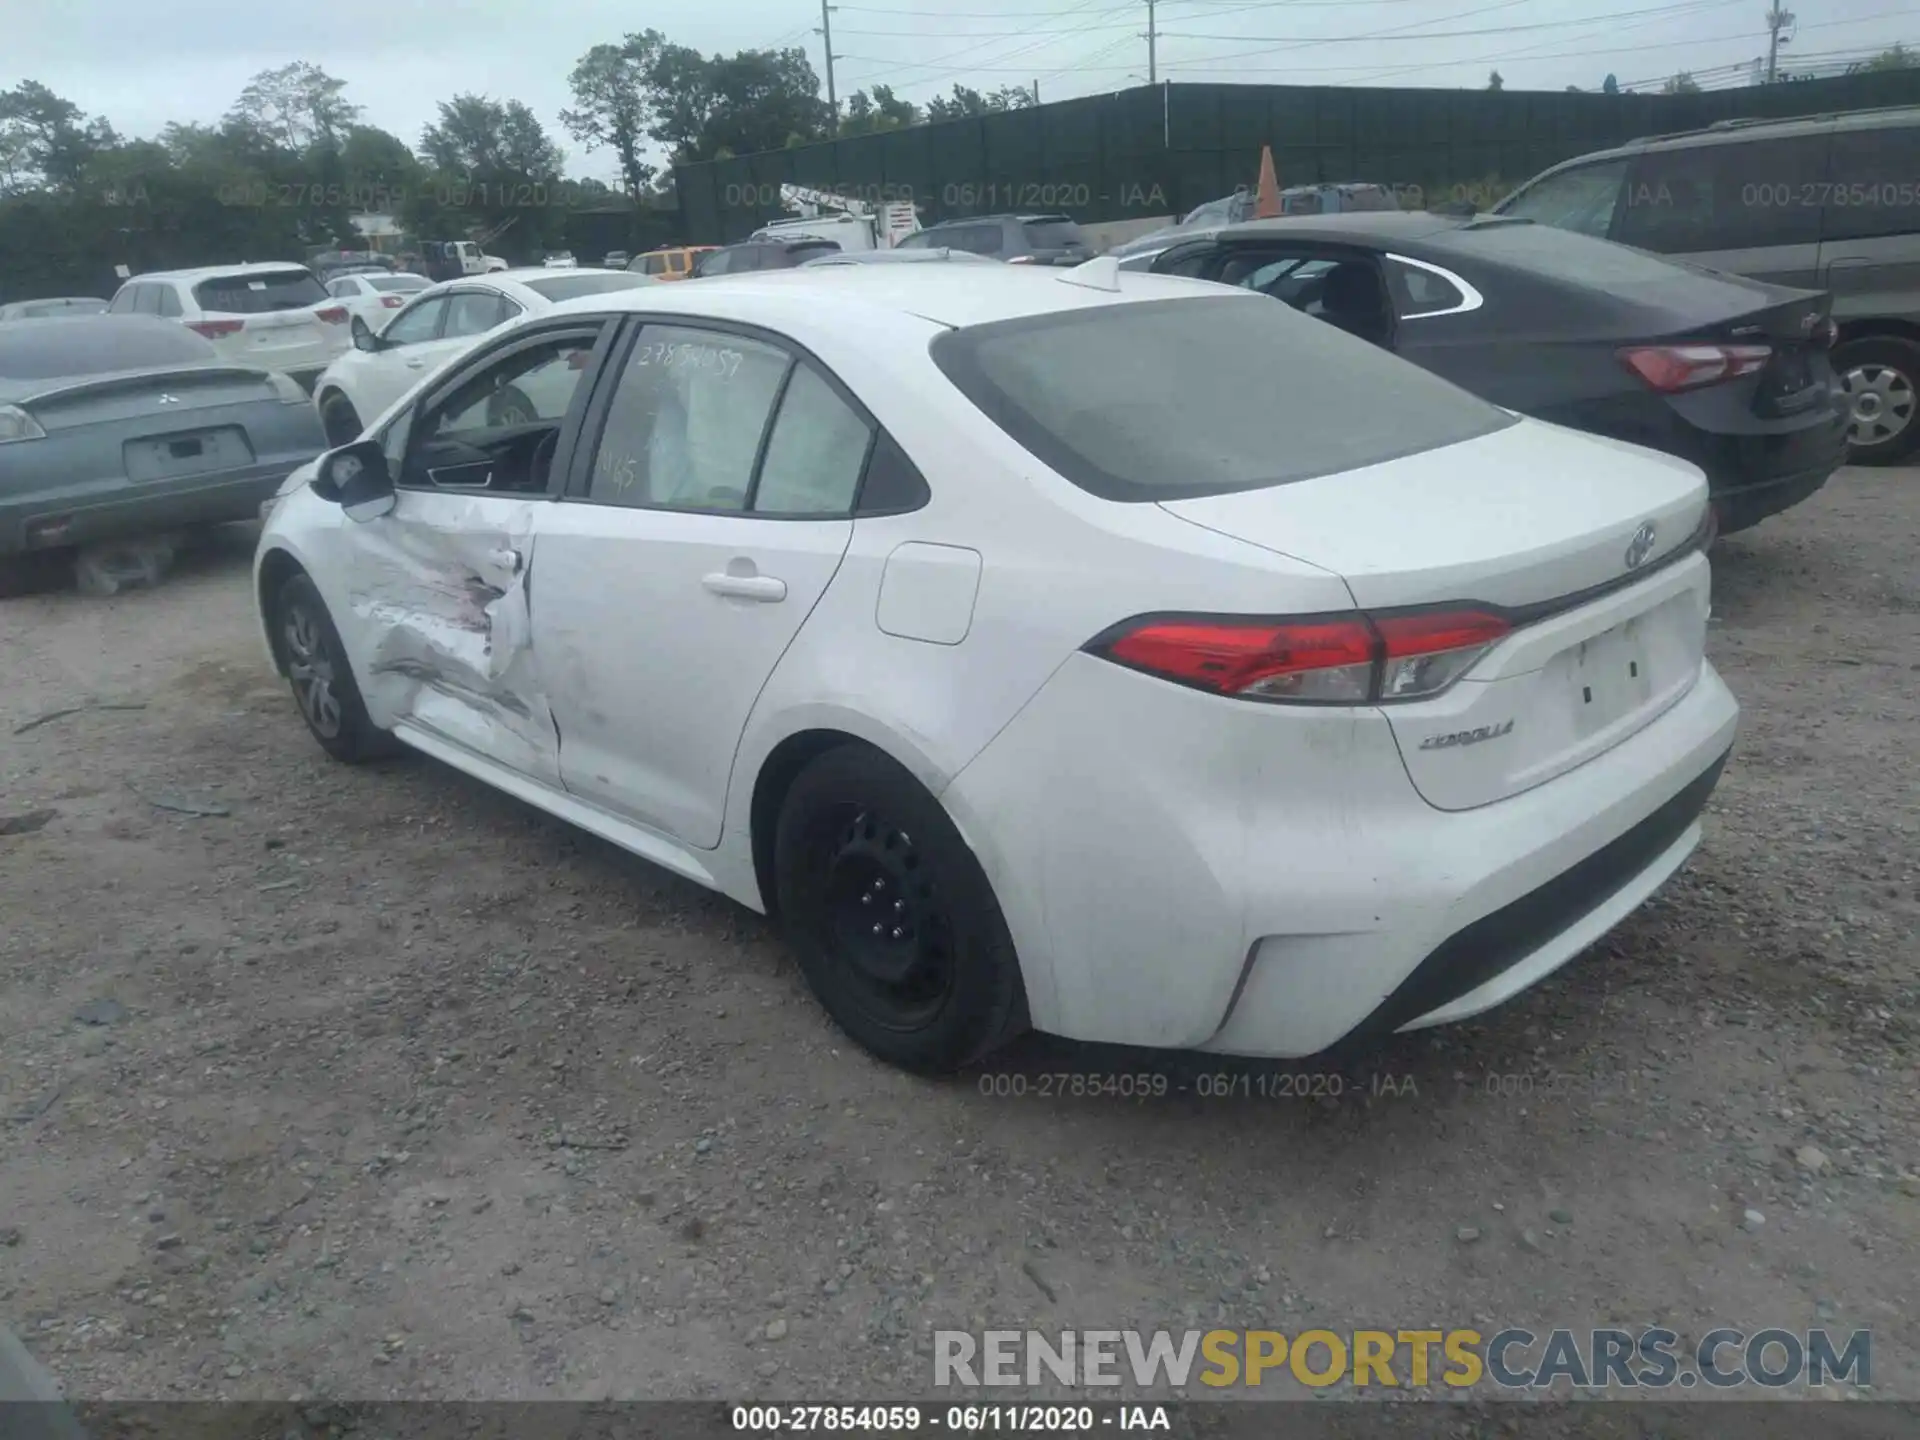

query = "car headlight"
(0, 404), (47, 443)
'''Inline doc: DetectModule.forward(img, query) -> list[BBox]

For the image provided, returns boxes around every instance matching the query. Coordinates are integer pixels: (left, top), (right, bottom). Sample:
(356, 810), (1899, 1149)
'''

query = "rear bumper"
(945, 648), (1740, 1057)
(0, 460), (315, 556)
(1681, 405), (1848, 531)
(1709, 462), (1836, 535)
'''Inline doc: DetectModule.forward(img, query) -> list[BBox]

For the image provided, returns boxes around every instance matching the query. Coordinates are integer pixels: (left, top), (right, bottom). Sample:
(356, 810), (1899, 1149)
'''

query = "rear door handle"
(702, 573), (787, 602)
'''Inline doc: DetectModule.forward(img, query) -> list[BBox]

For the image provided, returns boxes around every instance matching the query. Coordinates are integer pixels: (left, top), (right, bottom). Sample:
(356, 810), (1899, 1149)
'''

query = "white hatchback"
(253, 261), (1738, 1073)
(309, 268), (656, 446)
(107, 263), (350, 388)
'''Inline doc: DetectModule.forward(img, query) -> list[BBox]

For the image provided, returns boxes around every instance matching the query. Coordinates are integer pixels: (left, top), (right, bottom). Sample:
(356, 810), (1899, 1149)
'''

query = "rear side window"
(642, 254), (667, 275)
(1617, 135), (1827, 252)
(753, 365), (875, 515)
(1823, 123), (1920, 242)
(1499, 160), (1628, 238)
(132, 285), (161, 316)
(154, 286), (182, 318)
(930, 295), (1513, 502)
(193, 269), (328, 314)
(1023, 219), (1083, 249)
(586, 325), (792, 511)
(1386, 259), (1467, 317)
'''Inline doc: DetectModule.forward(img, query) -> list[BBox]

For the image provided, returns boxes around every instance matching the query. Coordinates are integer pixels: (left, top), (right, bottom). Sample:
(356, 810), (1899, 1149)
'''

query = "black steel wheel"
(774, 745), (1026, 1073)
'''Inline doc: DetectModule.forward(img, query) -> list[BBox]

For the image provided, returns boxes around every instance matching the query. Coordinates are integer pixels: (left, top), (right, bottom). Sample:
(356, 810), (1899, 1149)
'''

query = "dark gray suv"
(1496, 105), (1920, 464)
(895, 213), (1093, 266)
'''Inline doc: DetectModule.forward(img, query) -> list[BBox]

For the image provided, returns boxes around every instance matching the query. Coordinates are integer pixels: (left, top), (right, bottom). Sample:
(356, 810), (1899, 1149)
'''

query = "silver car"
(0, 316), (326, 587)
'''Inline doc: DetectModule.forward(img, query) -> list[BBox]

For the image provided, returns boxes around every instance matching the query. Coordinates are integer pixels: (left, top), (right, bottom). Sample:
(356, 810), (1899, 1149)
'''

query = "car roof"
(1527, 102), (1920, 173)
(127, 262), (318, 282)
(544, 260), (1239, 330)
(924, 212), (1074, 227)
(1209, 211), (1473, 244)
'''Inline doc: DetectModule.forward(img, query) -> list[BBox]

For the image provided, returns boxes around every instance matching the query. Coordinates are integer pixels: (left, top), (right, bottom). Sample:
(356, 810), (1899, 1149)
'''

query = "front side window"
(107, 286), (140, 315)
(403, 329), (601, 492)
(585, 325), (791, 511)
(132, 285), (161, 316)
(930, 294), (1513, 502)
(380, 296), (448, 345)
(1498, 159), (1629, 239)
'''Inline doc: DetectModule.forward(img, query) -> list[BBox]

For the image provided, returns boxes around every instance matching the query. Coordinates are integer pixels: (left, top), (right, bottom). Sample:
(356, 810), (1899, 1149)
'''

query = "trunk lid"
(1160, 418), (1712, 810)
(1678, 286), (1836, 419)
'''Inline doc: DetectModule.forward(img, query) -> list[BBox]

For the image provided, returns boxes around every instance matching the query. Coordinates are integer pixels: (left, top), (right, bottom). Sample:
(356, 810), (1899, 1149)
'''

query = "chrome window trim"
(1385, 252), (1484, 318)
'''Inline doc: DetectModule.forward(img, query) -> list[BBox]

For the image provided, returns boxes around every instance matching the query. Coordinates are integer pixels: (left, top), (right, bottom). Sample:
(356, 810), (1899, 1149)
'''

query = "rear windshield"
(930, 295), (1514, 502)
(1023, 219), (1084, 249)
(369, 275), (428, 293)
(0, 318), (216, 380)
(523, 273), (654, 302)
(12, 298), (108, 317)
(193, 270), (327, 314)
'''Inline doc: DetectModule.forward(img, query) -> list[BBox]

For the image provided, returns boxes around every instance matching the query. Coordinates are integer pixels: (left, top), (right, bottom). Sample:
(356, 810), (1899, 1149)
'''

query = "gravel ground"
(0, 468), (1915, 1414)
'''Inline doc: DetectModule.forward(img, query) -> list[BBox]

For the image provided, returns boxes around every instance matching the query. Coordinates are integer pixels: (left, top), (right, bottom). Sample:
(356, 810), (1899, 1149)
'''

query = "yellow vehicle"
(628, 246), (717, 281)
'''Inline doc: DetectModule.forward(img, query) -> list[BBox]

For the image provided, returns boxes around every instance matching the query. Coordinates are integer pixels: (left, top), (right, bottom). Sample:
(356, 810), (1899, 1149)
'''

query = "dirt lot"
(1, 468), (1916, 1410)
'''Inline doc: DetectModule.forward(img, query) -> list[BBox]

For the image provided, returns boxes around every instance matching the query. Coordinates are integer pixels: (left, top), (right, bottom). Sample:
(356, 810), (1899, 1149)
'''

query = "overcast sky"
(6, 0), (1913, 181)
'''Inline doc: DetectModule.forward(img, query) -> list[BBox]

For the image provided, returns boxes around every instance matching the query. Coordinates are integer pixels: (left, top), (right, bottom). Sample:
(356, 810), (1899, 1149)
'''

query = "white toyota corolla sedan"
(252, 259), (1738, 1073)
(310, 267), (656, 446)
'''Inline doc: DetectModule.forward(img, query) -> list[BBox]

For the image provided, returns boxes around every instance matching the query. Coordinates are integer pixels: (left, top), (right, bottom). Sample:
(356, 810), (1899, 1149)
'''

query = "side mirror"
(351, 314), (380, 352)
(317, 440), (396, 522)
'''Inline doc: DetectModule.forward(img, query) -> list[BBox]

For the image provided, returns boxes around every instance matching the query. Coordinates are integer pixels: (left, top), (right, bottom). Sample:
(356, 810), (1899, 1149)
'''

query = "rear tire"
(1834, 335), (1920, 466)
(272, 572), (399, 764)
(0, 550), (72, 600)
(319, 392), (363, 448)
(773, 745), (1027, 1074)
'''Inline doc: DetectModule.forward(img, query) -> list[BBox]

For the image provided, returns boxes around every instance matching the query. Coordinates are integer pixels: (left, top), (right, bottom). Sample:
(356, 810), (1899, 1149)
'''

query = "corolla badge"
(1418, 719), (1515, 751)
(1624, 521), (1658, 570)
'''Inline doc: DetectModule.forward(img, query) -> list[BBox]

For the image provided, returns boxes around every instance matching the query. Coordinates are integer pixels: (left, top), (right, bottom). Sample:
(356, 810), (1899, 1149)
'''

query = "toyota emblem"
(1624, 521), (1658, 570)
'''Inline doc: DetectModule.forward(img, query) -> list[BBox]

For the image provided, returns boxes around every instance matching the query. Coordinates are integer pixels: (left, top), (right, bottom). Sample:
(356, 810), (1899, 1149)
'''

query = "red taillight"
(186, 318), (244, 339)
(315, 306), (348, 324)
(1091, 608), (1510, 705)
(1618, 343), (1771, 393)
(381, 295), (406, 309)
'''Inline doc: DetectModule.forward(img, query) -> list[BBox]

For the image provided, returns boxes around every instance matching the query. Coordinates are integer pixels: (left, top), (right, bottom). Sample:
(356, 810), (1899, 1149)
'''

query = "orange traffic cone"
(1253, 145), (1281, 219)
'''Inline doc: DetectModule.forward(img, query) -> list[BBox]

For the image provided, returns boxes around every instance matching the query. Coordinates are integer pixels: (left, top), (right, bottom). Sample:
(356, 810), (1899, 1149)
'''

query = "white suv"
(107, 264), (351, 390)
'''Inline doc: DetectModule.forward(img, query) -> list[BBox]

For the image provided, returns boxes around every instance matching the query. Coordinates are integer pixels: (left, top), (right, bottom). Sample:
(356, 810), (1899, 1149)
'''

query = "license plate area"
(124, 426), (255, 482)
(1567, 620), (1655, 737)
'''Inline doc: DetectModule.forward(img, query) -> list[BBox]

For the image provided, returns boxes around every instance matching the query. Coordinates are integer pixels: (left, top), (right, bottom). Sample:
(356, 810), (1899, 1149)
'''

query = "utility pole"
(1144, 0), (1159, 84)
(817, 0), (839, 122)
(1032, 78), (1041, 103)
(1764, 4), (1794, 83)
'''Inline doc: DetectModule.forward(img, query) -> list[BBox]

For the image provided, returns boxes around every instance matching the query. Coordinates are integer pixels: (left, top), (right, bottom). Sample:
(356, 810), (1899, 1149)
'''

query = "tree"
(226, 63), (360, 152)
(0, 81), (117, 193)
(1602, 73), (1620, 94)
(1661, 71), (1701, 94)
(419, 95), (564, 178)
(1486, 70), (1504, 91)
(339, 125), (422, 204)
(840, 85), (921, 136)
(924, 84), (1036, 122)
(1862, 43), (1917, 71)
(642, 42), (829, 163)
(561, 38), (659, 199)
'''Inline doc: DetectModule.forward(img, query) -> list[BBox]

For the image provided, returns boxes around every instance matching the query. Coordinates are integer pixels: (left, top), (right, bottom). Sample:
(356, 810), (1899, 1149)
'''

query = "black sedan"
(1133, 213), (1848, 534)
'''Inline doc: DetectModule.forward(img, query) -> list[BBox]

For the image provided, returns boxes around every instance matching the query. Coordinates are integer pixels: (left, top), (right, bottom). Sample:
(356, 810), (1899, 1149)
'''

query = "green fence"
(675, 71), (1920, 244)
